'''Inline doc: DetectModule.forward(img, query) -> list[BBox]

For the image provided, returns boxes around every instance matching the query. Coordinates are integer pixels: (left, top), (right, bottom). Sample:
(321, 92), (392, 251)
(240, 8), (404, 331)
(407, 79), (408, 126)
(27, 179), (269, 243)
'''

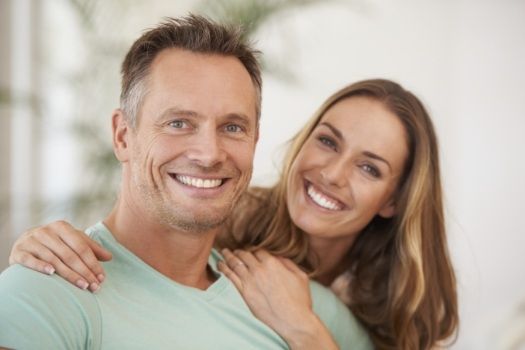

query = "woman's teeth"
(307, 184), (342, 211)
(175, 175), (223, 188)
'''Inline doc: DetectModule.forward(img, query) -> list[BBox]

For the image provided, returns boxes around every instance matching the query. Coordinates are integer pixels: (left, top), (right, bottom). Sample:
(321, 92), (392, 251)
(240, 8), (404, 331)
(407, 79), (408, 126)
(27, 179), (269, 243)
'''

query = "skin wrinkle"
(121, 50), (256, 235)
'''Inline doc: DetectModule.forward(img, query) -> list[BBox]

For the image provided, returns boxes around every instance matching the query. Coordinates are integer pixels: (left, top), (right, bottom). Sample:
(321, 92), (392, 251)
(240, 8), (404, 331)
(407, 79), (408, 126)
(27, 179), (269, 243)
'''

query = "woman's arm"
(218, 248), (339, 350)
(8, 220), (112, 292)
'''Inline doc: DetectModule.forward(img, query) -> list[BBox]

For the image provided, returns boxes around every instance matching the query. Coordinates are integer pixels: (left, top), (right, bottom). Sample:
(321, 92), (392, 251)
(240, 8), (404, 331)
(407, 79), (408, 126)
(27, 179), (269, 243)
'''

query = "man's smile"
(168, 173), (233, 194)
(173, 174), (225, 189)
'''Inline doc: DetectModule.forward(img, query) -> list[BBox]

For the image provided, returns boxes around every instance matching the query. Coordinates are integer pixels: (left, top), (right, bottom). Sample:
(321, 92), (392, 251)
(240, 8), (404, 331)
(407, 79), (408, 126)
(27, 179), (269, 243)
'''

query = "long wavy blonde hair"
(219, 79), (458, 349)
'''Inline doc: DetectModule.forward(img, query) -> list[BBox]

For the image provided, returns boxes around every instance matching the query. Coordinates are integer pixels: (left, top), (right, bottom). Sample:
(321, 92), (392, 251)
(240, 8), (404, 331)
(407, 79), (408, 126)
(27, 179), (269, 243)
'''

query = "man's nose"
(186, 128), (227, 168)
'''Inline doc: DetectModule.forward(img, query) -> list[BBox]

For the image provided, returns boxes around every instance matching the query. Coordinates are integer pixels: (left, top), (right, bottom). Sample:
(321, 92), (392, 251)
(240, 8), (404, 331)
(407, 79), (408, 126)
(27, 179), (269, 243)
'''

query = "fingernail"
(97, 274), (105, 283)
(44, 266), (55, 275)
(90, 282), (100, 293)
(76, 279), (89, 290)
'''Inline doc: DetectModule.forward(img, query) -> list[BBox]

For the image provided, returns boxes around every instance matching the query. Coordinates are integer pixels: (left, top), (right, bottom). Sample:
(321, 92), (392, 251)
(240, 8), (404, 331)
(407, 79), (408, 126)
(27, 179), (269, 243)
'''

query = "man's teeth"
(307, 184), (342, 211)
(175, 175), (223, 188)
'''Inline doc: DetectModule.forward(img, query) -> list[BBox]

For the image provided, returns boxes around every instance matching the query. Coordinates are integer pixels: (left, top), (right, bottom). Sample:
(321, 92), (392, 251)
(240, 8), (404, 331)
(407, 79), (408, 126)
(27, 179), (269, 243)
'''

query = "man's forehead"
(143, 50), (258, 122)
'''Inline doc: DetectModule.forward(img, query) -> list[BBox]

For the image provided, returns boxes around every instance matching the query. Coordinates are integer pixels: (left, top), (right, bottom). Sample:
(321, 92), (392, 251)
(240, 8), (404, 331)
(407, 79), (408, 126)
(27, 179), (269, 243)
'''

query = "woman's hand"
(8, 220), (112, 292)
(218, 248), (339, 350)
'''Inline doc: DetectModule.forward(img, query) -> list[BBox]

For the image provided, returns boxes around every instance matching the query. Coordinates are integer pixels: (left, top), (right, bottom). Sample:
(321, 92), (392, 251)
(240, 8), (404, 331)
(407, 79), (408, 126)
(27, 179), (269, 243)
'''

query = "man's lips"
(169, 173), (227, 189)
(304, 181), (346, 211)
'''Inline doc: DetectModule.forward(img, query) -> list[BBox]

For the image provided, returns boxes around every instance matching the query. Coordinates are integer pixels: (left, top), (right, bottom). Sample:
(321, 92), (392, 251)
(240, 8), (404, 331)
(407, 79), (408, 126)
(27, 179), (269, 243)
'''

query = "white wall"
(252, 1), (525, 348)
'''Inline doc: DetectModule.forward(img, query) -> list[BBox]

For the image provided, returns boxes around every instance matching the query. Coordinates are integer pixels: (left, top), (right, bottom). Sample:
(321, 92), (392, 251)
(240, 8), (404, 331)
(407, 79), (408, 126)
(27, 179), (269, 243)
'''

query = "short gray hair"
(120, 14), (262, 127)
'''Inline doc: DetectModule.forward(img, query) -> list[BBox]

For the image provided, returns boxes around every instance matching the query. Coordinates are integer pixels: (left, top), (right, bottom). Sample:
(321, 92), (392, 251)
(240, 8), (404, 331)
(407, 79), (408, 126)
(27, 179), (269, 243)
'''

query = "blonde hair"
(220, 79), (458, 349)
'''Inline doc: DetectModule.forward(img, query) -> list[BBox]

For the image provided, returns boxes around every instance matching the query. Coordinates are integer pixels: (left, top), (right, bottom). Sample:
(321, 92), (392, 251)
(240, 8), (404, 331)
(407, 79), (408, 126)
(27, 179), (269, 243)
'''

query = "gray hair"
(120, 14), (262, 127)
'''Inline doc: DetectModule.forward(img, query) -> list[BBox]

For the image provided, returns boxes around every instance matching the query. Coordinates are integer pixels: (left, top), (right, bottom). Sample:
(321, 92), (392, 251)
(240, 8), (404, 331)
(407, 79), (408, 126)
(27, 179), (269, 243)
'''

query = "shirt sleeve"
(310, 281), (373, 350)
(0, 264), (101, 350)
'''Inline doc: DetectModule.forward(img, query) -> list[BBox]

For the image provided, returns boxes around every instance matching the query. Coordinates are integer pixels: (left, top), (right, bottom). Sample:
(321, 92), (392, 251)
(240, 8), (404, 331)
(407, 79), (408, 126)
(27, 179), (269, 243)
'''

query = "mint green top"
(0, 222), (372, 349)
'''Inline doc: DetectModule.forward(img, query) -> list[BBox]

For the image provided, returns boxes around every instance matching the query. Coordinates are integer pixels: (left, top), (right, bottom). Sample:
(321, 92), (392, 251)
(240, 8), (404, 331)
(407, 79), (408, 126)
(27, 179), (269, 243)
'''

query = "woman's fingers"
(253, 249), (272, 262)
(221, 248), (251, 277)
(233, 249), (259, 268)
(24, 237), (99, 291)
(217, 260), (243, 292)
(9, 220), (110, 292)
(11, 251), (55, 276)
(90, 238), (113, 261)
(253, 250), (307, 278)
(57, 227), (111, 282)
(31, 229), (101, 289)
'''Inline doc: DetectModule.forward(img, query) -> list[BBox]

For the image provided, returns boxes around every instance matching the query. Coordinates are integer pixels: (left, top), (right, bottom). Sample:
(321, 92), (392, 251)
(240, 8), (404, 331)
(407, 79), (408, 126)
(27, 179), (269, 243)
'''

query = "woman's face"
(286, 96), (409, 241)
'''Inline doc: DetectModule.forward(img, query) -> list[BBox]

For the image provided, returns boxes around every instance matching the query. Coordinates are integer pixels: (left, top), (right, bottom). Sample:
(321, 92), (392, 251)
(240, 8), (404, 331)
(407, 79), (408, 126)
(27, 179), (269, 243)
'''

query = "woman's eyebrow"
(362, 151), (392, 171)
(319, 122), (343, 141)
(319, 121), (392, 171)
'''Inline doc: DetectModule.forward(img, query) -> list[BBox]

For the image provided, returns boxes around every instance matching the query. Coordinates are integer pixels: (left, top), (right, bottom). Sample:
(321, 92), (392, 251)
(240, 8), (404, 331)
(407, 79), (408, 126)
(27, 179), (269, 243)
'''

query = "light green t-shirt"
(0, 222), (372, 349)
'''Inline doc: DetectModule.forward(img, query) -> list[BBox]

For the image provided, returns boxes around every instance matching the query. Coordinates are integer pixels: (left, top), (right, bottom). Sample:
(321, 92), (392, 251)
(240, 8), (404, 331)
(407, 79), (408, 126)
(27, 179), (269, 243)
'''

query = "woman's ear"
(112, 109), (130, 162)
(378, 198), (396, 218)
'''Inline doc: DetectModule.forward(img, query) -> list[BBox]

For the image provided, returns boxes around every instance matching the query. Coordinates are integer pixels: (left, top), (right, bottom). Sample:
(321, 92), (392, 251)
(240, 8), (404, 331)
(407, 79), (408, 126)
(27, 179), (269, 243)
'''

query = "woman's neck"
(309, 234), (357, 286)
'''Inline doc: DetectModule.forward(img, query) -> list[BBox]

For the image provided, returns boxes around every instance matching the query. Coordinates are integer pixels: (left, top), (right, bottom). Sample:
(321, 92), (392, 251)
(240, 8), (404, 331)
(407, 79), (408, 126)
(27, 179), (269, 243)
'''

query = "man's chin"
(161, 211), (229, 233)
(182, 217), (226, 233)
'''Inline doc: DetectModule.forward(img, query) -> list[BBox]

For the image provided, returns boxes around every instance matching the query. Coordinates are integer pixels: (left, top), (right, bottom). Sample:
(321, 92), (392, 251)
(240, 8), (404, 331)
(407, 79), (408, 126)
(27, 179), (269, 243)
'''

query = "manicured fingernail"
(44, 266), (55, 275)
(97, 274), (105, 283)
(90, 282), (100, 293)
(76, 279), (89, 290)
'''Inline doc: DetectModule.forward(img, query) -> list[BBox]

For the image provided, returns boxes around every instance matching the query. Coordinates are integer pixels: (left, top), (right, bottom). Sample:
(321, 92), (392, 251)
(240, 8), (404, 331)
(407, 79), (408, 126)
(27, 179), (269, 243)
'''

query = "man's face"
(118, 49), (258, 232)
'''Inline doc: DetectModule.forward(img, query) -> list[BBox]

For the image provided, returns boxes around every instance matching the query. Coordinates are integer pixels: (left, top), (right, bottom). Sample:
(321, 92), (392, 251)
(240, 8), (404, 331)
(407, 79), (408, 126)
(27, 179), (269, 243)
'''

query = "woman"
(9, 79), (458, 349)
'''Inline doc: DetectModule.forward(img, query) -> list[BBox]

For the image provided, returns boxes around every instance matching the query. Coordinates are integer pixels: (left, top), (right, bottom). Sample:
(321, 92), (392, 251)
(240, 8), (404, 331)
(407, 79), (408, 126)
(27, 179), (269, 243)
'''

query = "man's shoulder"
(0, 263), (100, 317)
(0, 263), (87, 295)
(309, 279), (345, 322)
(0, 265), (101, 349)
(309, 280), (373, 350)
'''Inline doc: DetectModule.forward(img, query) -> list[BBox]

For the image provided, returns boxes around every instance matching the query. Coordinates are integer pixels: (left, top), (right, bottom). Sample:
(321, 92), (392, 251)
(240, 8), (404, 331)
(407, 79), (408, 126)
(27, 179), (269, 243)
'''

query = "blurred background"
(1, 0), (524, 348)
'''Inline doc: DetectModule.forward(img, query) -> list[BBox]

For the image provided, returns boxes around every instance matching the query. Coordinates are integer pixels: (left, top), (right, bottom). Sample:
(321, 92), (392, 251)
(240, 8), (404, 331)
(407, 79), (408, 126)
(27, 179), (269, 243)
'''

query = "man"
(0, 15), (365, 349)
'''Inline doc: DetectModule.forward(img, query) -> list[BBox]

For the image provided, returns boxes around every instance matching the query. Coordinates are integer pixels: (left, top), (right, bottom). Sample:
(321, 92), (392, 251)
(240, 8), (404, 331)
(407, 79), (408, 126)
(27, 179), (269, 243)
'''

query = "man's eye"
(169, 120), (186, 128)
(225, 124), (242, 133)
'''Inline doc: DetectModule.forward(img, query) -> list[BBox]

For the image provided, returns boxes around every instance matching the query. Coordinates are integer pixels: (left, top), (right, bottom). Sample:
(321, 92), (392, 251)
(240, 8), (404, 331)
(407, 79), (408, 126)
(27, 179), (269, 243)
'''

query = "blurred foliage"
(0, 88), (41, 114)
(198, 0), (334, 80)
(0, 88), (9, 105)
(198, 0), (327, 39)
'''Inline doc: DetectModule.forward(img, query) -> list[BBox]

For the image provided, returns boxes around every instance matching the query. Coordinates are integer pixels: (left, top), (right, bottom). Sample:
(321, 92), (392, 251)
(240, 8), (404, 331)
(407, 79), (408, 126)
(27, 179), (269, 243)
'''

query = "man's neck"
(104, 201), (219, 290)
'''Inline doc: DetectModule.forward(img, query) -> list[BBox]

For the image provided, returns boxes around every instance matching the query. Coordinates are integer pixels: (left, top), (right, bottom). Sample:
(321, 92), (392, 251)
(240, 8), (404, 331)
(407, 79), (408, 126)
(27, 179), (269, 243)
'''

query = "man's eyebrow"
(222, 113), (253, 126)
(159, 108), (200, 119)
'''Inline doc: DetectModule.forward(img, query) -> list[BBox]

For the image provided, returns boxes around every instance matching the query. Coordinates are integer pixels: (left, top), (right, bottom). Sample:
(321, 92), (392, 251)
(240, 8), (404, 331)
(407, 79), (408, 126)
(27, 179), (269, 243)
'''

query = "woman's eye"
(362, 164), (381, 178)
(168, 120), (187, 129)
(317, 136), (337, 150)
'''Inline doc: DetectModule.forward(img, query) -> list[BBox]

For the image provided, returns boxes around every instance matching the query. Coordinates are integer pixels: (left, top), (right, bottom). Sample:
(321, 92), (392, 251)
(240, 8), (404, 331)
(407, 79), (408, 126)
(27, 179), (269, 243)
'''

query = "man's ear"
(112, 109), (131, 162)
(378, 197), (396, 218)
